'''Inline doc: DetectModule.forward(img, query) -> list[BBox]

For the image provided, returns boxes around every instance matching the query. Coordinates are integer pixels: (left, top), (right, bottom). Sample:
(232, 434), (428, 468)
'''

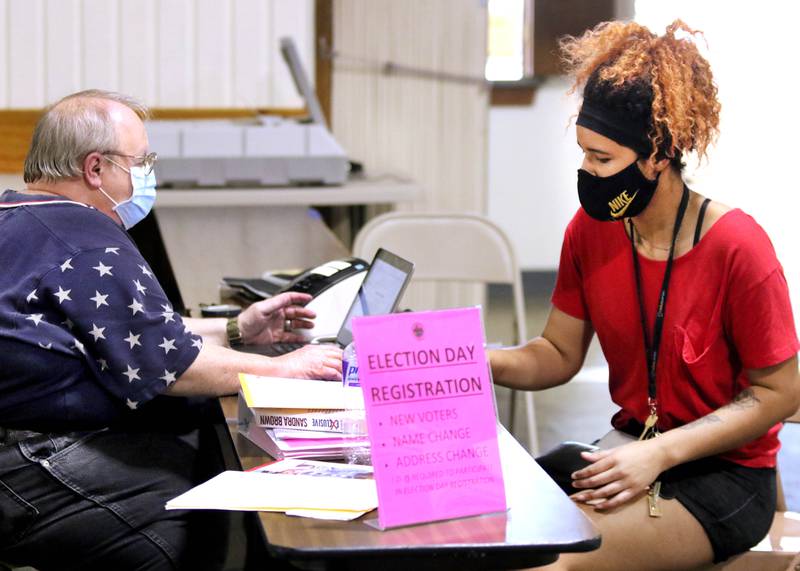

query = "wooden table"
(217, 396), (600, 570)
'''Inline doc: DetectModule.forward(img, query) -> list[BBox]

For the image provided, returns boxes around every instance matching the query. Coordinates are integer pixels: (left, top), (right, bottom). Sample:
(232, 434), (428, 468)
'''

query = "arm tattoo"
(679, 414), (722, 431)
(728, 388), (761, 409)
(678, 389), (761, 431)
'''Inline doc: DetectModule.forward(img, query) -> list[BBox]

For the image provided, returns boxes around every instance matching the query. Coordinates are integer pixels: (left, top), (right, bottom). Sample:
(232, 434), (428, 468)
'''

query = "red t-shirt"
(552, 208), (799, 468)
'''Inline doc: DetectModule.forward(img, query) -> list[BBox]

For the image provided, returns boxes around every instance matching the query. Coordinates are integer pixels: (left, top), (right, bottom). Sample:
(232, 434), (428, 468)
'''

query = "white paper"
(166, 463), (377, 515)
(285, 508), (368, 521)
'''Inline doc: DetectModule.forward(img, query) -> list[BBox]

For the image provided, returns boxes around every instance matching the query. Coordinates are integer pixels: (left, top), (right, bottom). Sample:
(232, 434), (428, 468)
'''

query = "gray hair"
(23, 89), (150, 183)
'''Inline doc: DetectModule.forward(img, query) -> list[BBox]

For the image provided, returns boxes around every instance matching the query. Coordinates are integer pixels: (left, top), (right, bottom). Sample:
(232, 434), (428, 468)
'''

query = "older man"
(0, 90), (341, 569)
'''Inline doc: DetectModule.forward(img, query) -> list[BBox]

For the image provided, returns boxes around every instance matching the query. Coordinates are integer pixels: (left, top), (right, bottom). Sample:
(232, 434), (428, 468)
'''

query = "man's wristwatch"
(226, 317), (244, 347)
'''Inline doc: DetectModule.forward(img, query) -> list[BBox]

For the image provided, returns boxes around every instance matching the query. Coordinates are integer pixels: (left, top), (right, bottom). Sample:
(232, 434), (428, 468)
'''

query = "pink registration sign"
(352, 307), (506, 529)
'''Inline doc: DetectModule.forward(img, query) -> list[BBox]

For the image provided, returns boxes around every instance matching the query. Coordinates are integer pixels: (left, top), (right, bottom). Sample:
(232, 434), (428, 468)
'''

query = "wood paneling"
(233, 0), (271, 108)
(534, 0), (615, 76)
(0, 111), (42, 173)
(119, 0), (157, 103)
(45, 0), (81, 101)
(270, 0), (314, 108)
(0, 0), (314, 109)
(315, 0), (333, 125)
(330, 0), (489, 310)
(9, 0), (45, 107)
(332, 0), (488, 213)
(0, 0), (317, 171)
(157, 0), (195, 106)
(0, 107), (307, 173)
(82, 0), (119, 92)
(195, 0), (232, 106)
(0, 1), (7, 108)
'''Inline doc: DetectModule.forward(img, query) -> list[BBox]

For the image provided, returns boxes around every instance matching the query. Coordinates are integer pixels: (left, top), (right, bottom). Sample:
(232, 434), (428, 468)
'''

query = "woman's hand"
(570, 439), (669, 510)
(271, 344), (343, 381)
(237, 292), (315, 345)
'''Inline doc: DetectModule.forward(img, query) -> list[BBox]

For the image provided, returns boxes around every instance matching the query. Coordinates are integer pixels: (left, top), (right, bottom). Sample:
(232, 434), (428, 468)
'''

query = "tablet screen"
(336, 248), (414, 347)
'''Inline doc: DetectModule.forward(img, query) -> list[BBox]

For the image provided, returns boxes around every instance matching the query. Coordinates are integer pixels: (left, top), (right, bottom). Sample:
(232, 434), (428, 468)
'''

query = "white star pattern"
(92, 261), (113, 277)
(54, 286), (72, 304)
(88, 323), (106, 341)
(158, 337), (177, 354)
(17, 242), (202, 419)
(123, 365), (141, 383)
(124, 331), (142, 349)
(26, 313), (44, 326)
(133, 279), (147, 295)
(128, 298), (144, 315)
(90, 291), (109, 308)
(160, 369), (177, 385)
(160, 304), (175, 324)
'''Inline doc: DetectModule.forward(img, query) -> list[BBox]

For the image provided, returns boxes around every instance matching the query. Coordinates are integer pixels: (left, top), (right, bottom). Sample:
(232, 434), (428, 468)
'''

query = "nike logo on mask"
(608, 190), (639, 218)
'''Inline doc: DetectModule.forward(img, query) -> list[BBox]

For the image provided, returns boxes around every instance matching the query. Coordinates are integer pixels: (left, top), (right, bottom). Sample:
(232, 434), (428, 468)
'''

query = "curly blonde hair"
(561, 19), (720, 164)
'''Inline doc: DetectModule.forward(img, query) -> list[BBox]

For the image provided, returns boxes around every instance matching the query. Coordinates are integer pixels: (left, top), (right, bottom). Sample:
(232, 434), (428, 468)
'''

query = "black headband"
(576, 99), (652, 156)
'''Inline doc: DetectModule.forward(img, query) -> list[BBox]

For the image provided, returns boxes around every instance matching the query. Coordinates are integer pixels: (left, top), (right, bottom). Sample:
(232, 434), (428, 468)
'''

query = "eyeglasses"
(104, 151), (158, 175)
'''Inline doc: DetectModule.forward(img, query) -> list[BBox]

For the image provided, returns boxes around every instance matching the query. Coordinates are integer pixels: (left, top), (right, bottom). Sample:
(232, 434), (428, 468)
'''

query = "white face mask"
(99, 164), (157, 229)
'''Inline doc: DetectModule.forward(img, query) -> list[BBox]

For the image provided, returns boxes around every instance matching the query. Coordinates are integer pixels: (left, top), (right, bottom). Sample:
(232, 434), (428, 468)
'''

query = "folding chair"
(352, 212), (539, 453)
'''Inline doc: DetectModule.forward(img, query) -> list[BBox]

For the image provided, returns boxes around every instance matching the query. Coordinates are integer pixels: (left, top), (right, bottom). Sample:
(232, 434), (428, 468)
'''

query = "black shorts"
(659, 456), (776, 563)
(539, 426), (777, 563)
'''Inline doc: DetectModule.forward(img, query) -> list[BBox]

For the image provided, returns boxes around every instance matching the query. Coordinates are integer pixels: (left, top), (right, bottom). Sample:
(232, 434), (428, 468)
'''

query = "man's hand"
(570, 439), (668, 510)
(237, 292), (315, 345)
(272, 344), (343, 381)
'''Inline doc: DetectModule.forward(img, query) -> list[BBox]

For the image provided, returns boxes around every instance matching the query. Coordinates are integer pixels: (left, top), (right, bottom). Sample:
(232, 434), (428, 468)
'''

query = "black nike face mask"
(577, 160), (659, 221)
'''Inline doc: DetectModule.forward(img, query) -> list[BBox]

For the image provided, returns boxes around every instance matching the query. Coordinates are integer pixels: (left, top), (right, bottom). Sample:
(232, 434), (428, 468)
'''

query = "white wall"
(634, 1), (800, 318)
(488, 78), (581, 270)
(0, 0), (314, 109)
(488, 1), (800, 317)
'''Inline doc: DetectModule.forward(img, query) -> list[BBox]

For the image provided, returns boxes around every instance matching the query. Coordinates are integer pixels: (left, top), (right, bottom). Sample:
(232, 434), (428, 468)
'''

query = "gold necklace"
(629, 191), (697, 253)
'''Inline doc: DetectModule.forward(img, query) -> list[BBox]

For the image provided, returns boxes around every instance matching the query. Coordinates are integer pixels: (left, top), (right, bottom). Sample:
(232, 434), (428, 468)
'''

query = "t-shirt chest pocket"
(672, 325), (737, 409)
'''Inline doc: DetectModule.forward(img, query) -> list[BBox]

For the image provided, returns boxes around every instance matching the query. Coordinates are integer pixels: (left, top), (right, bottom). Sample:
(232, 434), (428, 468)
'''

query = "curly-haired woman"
(490, 19), (799, 570)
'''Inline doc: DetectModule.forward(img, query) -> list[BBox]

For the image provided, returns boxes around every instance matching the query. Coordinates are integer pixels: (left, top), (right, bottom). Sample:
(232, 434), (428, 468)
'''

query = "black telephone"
(280, 257), (367, 297)
(222, 257), (369, 341)
(223, 257), (368, 302)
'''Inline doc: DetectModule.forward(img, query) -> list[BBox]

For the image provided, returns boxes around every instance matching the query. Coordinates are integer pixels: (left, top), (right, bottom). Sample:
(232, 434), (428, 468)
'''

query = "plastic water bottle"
(342, 341), (360, 387)
(342, 409), (371, 465)
(341, 342), (370, 463)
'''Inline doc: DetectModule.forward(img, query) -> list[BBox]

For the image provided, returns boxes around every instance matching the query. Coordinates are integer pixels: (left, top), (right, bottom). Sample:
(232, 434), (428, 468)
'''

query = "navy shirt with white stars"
(0, 190), (202, 431)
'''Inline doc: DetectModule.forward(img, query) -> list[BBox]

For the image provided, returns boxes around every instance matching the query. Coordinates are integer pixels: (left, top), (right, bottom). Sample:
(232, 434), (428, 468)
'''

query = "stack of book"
(237, 374), (369, 461)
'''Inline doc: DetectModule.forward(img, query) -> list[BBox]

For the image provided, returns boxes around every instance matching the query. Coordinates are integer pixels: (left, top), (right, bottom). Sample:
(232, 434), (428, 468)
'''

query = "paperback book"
(248, 407), (351, 434)
(238, 394), (370, 460)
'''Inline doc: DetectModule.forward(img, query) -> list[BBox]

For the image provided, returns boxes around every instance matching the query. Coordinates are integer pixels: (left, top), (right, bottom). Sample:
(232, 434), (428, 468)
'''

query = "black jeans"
(0, 423), (231, 570)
